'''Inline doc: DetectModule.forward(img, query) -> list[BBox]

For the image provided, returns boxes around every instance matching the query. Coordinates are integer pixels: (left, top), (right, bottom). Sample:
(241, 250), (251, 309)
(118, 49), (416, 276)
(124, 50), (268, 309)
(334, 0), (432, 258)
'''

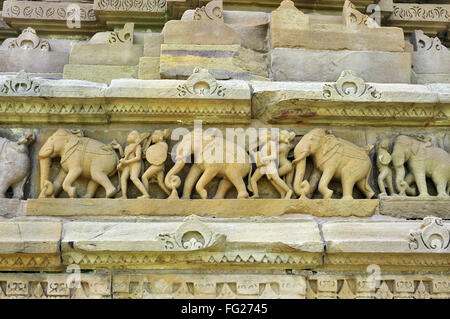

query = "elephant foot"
(106, 188), (117, 198)
(321, 189), (333, 199)
(284, 190), (293, 200)
(379, 192), (387, 197)
(250, 194), (259, 199)
(437, 193), (449, 198)
(137, 194), (150, 199)
(67, 187), (77, 199)
(181, 195), (190, 200)
(342, 195), (353, 200)
(119, 195), (127, 199)
(237, 192), (249, 199)
(417, 193), (431, 198)
(198, 189), (208, 199)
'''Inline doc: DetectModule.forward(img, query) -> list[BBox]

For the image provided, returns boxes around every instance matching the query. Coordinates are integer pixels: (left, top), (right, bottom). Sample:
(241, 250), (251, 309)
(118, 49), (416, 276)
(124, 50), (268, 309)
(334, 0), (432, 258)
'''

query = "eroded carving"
(108, 23), (134, 44)
(323, 70), (381, 99)
(292, 128), (375, 199)
(8, 27), (50, 51)
(392, 135), (449, 197)
(411, 30), (446, 53)
(177, 68), (226, 98)
(342, 0), (379, 28)
(0, 71), (40, 96)
(376, 138), (396, 196)
(193, 0), (223, 21)
(38, 129), (120, 199)
(157, 215), (226, 250)
(0, 133), (35, 199)
(409, 217), (450, 252)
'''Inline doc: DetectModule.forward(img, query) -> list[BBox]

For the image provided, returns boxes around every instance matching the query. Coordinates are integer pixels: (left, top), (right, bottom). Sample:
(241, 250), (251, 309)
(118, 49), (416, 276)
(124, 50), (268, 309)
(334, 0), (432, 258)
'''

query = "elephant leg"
(11, 177), (27, 199)
(308, 168), (321, 198)
(227, 169), (249, 199)
(182, 165), (203, 199)
(213, 179), (233, 199)
(413, 170), (429, 197)
(318, 167), (335, 199)
(84, 180), (99, 198)
(356, 178), (374, 199)
(432, 173), (448, 197)
(91, 170), (116, 198)
(195, 168), (219, 199)
(404, 173), (416, 196)
(0, 179), (8, 198)
(62, 167), (82, 198)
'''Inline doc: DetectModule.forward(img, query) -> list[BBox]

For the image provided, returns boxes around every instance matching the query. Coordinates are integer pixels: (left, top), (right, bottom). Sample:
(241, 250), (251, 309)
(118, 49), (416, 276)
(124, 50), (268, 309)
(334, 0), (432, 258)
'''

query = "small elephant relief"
(392, 135), (449, 197)
(0, 133), (35, 199)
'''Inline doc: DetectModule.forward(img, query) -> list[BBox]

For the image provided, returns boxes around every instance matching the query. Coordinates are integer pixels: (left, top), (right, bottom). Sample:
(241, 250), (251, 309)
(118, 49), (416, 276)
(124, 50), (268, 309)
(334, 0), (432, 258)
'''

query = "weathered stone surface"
(0, 273), (111, 299)
(251, 78), (447, 125)
(160, 44), (268, 80)
(143, 33), (163, 57)
(138, 57), (160, 79)
(379, 195), (450, 219)
(26, 198), (378, 217)
(61, 216), (323, 269)
(63, 64), (139, 84)
(0, 50), (69, 73)
(410, 30), (450, 75)
(113, 273), (306, 299)
(0, 199), (25, 218)
(270, 0), (405, 52)
(69, 44), (143, 66)
(163, 20), (241, 45)
(270, 48), (412, 83)
(0, 219), (62, 270)
(412, 71), (450, 84)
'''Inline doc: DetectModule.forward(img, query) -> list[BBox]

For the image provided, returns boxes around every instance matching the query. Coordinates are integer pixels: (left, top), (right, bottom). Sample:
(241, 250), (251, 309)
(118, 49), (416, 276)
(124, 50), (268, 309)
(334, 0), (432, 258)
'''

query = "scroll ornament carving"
(4, 2), (96, 21)
(193, 0), (223, 21)
(8, 27), (50, 51)
(393, 5), (449, 22)
(157, 215), (226, 251)
(0, 71), (40, 96)
(323, 70), (381, 99)
(411, 30), (447, 53)
(95, 0), (167, 12)
(108, 23), (134, 44)
(177, 68), (226, 97)
(342, 0), (379, 28)
(409, 217), (450, 252)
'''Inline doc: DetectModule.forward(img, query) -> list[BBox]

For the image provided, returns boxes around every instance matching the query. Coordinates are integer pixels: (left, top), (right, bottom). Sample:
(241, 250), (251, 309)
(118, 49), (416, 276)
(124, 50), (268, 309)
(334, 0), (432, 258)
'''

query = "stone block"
(270, 48), (412, 83)
(270, 0), (404, 52)
(63, 64), (138, 84)
(69, 43), (143, 66)
(379, 195), (450, 219)
(138, 57), (160, 80)
(0, 50), (69, 73)
(0, 199), (25, 218)
(143, 33), (163, 57)
(160, 44), (268, 80)
(163, 20), (241, 45)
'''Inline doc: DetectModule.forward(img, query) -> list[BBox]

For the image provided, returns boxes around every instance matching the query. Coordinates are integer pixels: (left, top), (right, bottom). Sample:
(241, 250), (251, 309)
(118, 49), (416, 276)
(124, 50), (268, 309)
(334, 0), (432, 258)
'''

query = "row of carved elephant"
(0, 128), (449, 199)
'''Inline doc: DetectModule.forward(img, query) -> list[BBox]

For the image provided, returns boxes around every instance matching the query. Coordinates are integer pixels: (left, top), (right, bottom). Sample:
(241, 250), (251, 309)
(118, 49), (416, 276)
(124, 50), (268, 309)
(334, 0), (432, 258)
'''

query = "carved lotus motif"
(0, 71), (40, 96)
(157, 215), (226, 251)
(323, 70), (381, 99)
(177, 68), (226, 97)
(8, 27), (50, 51)
(409, 217), (450, 252)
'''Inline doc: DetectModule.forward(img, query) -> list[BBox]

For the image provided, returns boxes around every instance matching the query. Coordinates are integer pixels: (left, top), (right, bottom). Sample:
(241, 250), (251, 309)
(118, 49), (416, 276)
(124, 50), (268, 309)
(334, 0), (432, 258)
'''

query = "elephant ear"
(322, 135), (339, 156)
(411, 139), (420, 156)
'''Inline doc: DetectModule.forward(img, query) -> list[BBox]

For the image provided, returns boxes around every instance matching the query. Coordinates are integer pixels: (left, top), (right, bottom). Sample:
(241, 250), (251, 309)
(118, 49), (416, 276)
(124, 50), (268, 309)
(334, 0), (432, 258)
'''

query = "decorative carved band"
(94, 0), (167, 12)
(392, 4), (450, 22)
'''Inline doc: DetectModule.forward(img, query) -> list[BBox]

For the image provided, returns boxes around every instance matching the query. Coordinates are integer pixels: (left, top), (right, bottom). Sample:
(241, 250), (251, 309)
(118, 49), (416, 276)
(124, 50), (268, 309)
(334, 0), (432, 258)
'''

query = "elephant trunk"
(395, 164), (406, 195)
(293, 155), (307, 196)
(39, 157), (53, 197)
(165, 160), (185, 190)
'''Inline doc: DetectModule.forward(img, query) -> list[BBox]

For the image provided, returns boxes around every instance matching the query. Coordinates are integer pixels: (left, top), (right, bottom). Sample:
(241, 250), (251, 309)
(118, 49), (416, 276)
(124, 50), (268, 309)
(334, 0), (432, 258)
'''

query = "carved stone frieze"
(391, 4), (450, 22)
(342, 0), (379, 28)
(94, 0), (167, 12)
(0, 273), (110, 299)
(323, 70), (381, 99)
(176, 68), (226, 98)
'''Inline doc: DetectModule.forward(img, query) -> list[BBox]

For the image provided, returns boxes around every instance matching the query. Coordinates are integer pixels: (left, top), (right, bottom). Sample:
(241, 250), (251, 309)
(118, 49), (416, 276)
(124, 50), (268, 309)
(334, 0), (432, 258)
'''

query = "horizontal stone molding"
(0, 273), (111, 298)
(251, 80), (449, 125)
(391, 4), (450, 22)
(26, 198), (378, 217)
(379, 195), (450, 219)
(94, 0), (167, 12)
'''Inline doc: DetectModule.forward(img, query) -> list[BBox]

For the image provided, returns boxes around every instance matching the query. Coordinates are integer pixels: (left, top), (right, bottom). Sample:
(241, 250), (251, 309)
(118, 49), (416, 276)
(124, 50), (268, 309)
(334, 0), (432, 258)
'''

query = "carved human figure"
(376, 138), (396, 196)
(164, 128), (251, 199)
(0, 133), (35, 198)
(278, 130), (296, 190)
(38, 129), (120, 199)
(392, 135), (450, 197)
(292, 128), (375, 199)
(141, 129), (171, 197)
(248, 130), (293, 199)
(116, 131), (150, 199)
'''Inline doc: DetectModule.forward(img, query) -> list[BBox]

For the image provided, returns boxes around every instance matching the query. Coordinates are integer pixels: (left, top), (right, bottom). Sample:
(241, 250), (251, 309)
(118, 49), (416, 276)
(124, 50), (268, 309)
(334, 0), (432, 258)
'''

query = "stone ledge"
(379, 195), (450, 219)
(61, 217), (323, 269)
(26, 198), (378, 217)
(0, 219), (62, 270)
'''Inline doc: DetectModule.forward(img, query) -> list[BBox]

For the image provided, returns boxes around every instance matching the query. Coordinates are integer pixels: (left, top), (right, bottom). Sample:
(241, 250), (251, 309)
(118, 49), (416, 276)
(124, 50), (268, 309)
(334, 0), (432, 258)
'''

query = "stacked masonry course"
(0, 0), (449, 299)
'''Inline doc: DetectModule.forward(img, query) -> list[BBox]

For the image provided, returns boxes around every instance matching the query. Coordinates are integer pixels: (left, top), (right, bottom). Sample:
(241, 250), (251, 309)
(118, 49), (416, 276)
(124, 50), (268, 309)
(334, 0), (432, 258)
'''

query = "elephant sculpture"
(164, 128), (252, 199)
(392, 135), (449, 197)
(38, 129), (120, 199)
(292, 128), (375, 199)
(0, 133), (35, 198)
